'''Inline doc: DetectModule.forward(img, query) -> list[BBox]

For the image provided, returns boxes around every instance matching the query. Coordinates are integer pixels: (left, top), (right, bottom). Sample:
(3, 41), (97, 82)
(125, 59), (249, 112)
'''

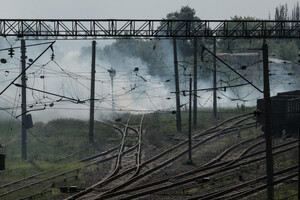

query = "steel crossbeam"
(0, 19), (300, 39)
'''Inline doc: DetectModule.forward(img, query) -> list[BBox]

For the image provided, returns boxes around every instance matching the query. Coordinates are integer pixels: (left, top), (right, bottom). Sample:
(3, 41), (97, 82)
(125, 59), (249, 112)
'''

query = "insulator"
(8, 48), (14, 58)
(254, 110), (261, 116)
(51, 53), (55, 60)
(241, 65), (247, 70)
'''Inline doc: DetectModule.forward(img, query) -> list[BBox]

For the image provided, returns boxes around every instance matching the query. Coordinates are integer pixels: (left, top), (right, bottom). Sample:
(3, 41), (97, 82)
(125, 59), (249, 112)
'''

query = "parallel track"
(66, 113), (257, 199)
(0, 119), (130, 199)
(98, 139), (298, 199)
(0, 113), (260, 199)
(67, 114), (144, 200)
(186, 165), (298, 200)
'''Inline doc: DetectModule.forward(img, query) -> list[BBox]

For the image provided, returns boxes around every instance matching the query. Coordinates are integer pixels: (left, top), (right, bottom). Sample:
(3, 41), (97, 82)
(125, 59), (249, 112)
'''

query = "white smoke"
(0, 39), (177, 123)
(1, 39), (299, 123)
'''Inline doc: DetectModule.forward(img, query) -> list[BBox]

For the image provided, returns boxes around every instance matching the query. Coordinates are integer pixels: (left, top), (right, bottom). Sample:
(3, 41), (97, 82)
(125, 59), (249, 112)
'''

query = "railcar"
(257, 90), (300, 137)
(0, 147), (4, 171)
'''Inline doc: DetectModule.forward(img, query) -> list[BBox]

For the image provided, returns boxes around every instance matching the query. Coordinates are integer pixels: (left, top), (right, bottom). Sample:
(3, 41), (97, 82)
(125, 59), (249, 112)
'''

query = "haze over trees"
(80, 4), (300, 92)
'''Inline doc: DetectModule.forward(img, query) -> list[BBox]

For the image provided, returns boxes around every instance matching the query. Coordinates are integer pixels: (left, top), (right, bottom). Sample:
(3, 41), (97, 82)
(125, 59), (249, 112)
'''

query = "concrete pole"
(193, 38), (197, 128)
(21, 39), (27, 160)
(89, 41), (96, 144)
(188, 76), (192, 161)
(213, 38), (217, 119)
(173, 38), (182, 132)
(262, 40), (274, 200)
(109, 67), (116, 112)
(111, 76), (114, 111)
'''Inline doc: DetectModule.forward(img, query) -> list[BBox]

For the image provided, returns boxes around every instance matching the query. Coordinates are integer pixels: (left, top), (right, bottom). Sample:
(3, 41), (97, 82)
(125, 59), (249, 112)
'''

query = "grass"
(184, 159), (195, 166)
(250, 183), (298, 200)
(0, 117), (120, 199)
(0, 106), (296, 200)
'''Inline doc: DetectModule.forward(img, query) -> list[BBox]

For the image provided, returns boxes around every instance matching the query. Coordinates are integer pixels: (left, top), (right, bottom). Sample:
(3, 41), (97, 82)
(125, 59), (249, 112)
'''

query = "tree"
(165, 6), (199, 21)
(164, 6), (201, 58)
(271, 3), (300, 61)
(291, 2), (300, 20)
(275, 4), (289, 20)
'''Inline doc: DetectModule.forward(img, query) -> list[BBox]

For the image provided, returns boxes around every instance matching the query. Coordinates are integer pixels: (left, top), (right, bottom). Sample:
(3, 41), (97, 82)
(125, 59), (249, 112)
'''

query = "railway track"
(67, 114), (144, 200)
(0, 113), (258, 199)
(0, 140), (94, 177)
(64, 113), (258, 199)
(202, 135), (265, 167)
(175, 138), (298, 197)
(0, 118), (131, 199)
(186, 164), (298, 200)
(106, 140), (298, 200)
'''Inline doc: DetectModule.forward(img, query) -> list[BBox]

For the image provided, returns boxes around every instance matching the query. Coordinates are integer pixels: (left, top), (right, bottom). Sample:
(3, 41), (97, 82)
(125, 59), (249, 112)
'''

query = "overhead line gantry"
(0, 19), (300, 39)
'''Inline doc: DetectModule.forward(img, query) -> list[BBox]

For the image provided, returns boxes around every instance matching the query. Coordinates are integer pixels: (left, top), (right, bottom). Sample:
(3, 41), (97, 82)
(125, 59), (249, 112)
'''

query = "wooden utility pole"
(173, 38), (182, 132)
(213, 38), (217, 119)
(89, 41), (96, 144)
(21, 39), (27, 160)
(188, 76), (192, 161)
(262, 41), (274, 200)
(193, 38), (197, 127)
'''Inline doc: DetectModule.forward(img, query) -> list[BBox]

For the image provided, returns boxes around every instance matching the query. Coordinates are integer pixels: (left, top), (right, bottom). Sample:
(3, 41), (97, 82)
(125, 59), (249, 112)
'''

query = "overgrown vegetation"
(0, 106), (297, 199)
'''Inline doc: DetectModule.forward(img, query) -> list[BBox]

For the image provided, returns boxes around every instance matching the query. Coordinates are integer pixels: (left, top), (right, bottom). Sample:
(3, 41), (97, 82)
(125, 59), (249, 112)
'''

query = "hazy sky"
(1, 0), (300, 20)
(1, 0), (300, 122)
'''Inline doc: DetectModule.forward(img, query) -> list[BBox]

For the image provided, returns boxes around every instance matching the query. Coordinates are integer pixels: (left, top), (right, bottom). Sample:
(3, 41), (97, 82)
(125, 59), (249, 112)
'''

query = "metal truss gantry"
(1, 19), (300, 39)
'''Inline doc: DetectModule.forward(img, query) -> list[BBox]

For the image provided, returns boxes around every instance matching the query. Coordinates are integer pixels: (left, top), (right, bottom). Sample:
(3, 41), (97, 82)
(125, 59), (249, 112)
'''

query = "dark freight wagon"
(257, 90), (300, 137)
(0, 146), (4, 170)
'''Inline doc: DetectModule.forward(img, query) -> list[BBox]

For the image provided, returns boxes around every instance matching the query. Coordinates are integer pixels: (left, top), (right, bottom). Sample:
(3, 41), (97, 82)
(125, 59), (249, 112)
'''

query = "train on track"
(257, 90), (300, 137)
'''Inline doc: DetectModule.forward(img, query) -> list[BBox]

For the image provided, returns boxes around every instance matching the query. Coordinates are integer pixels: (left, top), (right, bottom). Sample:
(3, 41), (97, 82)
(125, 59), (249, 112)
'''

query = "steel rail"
(0, 144), (120, 191)
(220, 173), (298, 200)
(65, 115), (144, 200)
(99, 140), (298, 199)
(92, 120), (257, 199)
(0, 122), (129, 197)
(202, 136), (263, 167)
(113, 144), (298, 200)
(66, 114), (253, 199)
(93, 115), (145, 199)
(0, 141), (142, 198)
(187, 165), (298, 200)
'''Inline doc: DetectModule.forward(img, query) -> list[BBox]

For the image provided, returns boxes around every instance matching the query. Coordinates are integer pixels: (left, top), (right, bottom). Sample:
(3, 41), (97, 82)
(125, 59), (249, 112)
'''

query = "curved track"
(65, 113), (259, 199)
(66, 114), (144, 200)
(0, 119), (127, 199)
(106, 140), (298, 200)
(0, 113), (264, 199)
